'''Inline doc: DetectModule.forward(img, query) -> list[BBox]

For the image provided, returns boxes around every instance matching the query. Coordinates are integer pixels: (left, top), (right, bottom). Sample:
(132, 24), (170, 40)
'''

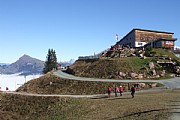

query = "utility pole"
(24, 75), (26, 84)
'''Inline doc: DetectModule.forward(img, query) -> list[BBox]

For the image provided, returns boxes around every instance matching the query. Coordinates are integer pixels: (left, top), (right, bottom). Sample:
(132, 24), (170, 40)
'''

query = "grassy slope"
(152, 48), (180, 61)
(69, 48), (180, 79)
(0, 90), (180, 120)
(70, 58), (149, 78)
(17, 73), (161, 94)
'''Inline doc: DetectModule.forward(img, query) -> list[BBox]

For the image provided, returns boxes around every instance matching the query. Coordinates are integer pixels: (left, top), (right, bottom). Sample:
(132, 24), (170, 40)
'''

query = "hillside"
(16, 73), (162, 94)
(0, 54), (44, 75)
(67, 48), (180, 79)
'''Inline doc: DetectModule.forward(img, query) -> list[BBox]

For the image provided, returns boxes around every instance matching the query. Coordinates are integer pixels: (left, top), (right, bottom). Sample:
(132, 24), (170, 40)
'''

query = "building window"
(138, 42), (143, 45)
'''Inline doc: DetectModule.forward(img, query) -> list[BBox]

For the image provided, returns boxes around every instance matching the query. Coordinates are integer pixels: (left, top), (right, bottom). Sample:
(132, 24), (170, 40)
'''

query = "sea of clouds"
(0, 73), (41, 91)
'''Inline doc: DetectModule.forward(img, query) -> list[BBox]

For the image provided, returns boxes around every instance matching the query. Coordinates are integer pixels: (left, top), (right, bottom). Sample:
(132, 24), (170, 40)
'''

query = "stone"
(119, 72), (126, 77)
(139, 54), (144, 58)
(151, 83), (157, 87)
(175, 66), (180, 74)
(138, 74), (144, 79)
(131, 53), (136, 57)
(138, 83), (146, 88)
(149, 62), (155, 70)
(155, 75), (160, 78)
(143, 56), (147, 59)
(160, 70), (166, 77)
(152, 69), (157, 76)
(130, 73), (138, 78)
(50, 81), (53, 85)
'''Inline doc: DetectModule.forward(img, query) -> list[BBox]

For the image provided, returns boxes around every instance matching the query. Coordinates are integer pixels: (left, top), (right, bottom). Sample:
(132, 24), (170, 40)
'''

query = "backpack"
(131, 87), (135, 92)
(115, 87), (119, 92)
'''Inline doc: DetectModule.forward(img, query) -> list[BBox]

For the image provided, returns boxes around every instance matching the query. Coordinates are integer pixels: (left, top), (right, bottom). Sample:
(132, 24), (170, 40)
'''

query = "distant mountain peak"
(0, 54), (44, 75)
(19, 54), (31, 59)
(22, 54), (30, 57)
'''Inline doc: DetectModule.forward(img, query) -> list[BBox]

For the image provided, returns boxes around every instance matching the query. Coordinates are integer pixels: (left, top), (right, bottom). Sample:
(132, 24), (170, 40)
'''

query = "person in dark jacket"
(131, 86), (136, 98)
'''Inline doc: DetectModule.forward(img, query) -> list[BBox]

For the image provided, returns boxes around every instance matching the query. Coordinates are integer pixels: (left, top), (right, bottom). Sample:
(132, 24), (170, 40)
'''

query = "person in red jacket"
(119, 86), (123, 96)
(107, 86), (112, 98)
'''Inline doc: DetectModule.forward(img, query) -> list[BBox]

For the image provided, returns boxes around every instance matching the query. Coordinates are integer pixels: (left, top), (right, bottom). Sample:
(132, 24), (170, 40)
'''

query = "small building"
(116, 28), (177, 48)
(144, 38), (177, 49)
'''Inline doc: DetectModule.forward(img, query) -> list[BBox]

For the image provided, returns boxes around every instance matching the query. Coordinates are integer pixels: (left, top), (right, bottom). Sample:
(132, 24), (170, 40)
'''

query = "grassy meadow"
(0, 90), (180, 120)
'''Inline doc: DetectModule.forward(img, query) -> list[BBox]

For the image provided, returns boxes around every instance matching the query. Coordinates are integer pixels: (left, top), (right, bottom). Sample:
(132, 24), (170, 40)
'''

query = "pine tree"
(43, 49), (58, 74)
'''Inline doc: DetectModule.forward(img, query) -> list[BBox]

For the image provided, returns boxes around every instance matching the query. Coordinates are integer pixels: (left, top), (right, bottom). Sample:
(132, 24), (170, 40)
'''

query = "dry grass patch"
(0, 90), (180, 120)
(16, 73), (162, 95)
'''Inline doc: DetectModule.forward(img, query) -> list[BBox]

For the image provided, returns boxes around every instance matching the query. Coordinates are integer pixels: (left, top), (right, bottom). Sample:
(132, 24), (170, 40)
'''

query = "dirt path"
(54, 70), (180, 89)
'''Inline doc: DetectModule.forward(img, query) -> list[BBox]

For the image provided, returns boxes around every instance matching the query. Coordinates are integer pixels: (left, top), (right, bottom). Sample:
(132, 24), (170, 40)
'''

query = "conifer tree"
(43, 49), (58, 74)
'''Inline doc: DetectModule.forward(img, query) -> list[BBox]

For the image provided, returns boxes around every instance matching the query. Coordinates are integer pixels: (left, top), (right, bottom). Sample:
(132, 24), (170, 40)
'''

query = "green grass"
(0, 90), (180, 120)
(153, 48), (179, 60)
(118, 57), (149, 70)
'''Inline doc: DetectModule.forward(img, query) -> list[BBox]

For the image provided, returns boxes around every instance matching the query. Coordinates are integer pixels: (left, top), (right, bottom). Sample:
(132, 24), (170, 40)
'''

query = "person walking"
(107, 86), (112, 98)
(131, 86), (136, 98)
(119, 86), (123, 96)
(115, 86), (119, 97)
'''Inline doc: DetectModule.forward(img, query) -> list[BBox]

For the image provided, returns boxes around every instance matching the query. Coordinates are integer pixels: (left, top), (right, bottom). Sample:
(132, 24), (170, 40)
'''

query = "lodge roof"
(117, 28), (174, 44)
(133, 28), (174, 34)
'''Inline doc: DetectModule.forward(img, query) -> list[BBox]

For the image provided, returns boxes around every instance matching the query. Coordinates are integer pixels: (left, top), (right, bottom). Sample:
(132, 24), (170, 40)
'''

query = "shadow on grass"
(105, 97), (132, 100)
(170, 101), (180, 102)
(91, 96), (132, 100)
(168, 112), (180, 114)
(167, 105), (180, 107)
(108, 108), (170, 120)
(107, 107), (180, 120)
(90, 96), (108, 99)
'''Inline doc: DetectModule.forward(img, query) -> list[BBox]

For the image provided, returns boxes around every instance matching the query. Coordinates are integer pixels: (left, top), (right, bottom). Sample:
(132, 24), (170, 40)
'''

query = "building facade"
(116, 28), (177, 48)
(144, 38), (177, 49)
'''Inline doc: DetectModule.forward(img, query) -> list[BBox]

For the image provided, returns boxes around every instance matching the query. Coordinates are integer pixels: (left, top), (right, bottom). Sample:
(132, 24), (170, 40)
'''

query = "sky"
(0, 0), (180, 63)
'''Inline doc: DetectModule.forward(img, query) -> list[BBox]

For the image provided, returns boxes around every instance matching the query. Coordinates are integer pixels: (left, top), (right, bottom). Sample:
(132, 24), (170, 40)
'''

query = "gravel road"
(54, 70), (180, 89)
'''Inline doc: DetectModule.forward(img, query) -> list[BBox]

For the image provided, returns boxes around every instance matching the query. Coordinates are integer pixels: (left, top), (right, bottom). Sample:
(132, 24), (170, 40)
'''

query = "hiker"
(115, 86), (119, 97)
(107, 86), (112, 98)
(119, 86), (123, 96)
(131, 86), (136, 98)
(6, 87), (9, 91)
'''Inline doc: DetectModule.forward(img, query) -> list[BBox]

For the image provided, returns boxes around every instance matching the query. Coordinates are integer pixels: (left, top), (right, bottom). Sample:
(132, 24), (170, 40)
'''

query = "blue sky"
(0, 0), (180, 63)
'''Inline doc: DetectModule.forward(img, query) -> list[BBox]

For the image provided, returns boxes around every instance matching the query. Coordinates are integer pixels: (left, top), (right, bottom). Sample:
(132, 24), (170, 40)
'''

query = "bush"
(145, 46), (152, 52)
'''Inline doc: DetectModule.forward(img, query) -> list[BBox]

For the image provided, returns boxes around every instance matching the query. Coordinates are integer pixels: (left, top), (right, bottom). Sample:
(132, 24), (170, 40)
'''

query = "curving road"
(54, 70), (180, 89)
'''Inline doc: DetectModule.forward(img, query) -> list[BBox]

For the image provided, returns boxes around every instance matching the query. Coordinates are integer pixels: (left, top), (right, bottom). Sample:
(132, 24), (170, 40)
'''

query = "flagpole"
(116, 34), (118, 41)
